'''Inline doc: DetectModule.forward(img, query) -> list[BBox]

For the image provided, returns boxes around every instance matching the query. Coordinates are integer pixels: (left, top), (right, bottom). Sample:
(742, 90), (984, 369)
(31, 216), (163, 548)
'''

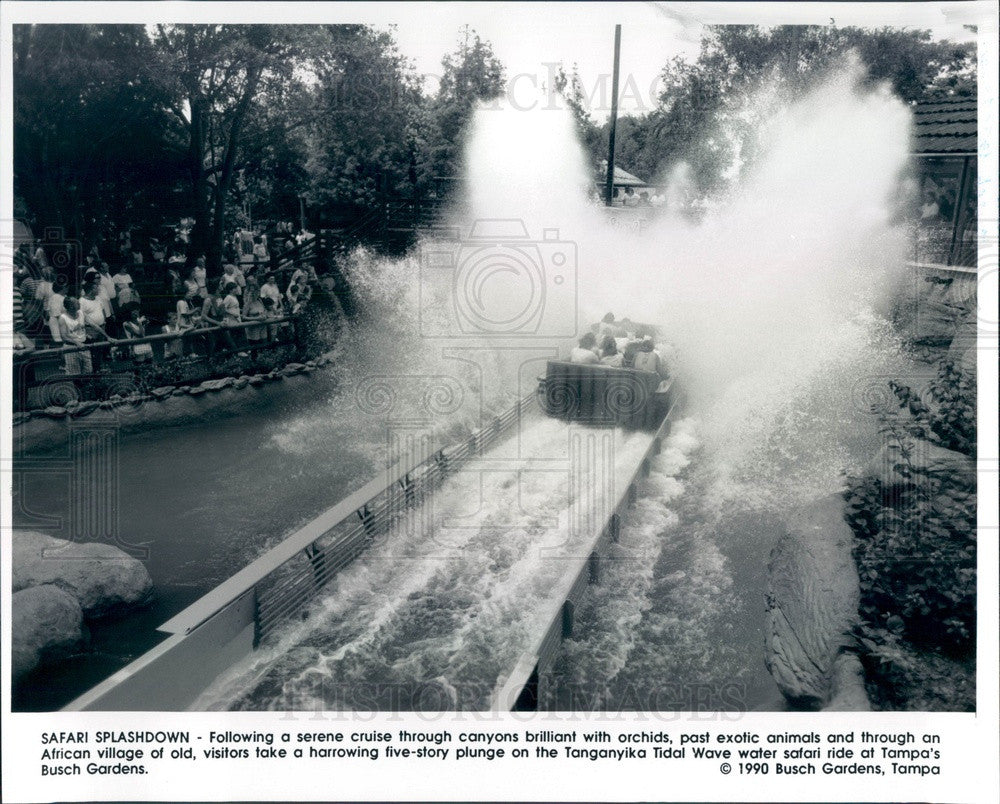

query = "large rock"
(947, 316), (978, 378)
(12, 585), (88, 681)
(13, 530), (153, 619)
(865, 439), (975, 491)
(764, 494), (862, 709)
(910, 275), (975, 346)
(824, 654), (870, 711)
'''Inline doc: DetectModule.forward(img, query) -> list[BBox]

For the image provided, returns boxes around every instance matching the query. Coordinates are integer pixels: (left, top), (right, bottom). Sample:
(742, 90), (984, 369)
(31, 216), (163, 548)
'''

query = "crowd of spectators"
(11, 221), (318, 378)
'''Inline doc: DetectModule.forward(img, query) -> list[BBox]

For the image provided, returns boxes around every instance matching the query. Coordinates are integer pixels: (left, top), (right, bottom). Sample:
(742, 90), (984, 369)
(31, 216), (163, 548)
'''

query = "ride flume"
(64, 361), (682, 712)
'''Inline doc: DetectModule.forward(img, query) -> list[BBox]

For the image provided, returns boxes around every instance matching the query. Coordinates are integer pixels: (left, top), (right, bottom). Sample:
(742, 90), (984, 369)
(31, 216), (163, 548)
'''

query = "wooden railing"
(12, 315), (301, 411)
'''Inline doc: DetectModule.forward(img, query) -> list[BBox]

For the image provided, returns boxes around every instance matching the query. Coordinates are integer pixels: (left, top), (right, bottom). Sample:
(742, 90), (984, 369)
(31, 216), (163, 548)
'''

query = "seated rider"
(570, 332), (599, 364)
(632, 336), (661, 375)
(599, 335), (623, 367)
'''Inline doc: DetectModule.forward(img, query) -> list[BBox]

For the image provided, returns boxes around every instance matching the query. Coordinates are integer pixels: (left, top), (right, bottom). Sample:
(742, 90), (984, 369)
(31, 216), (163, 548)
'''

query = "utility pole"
(604, 24), (622, 207)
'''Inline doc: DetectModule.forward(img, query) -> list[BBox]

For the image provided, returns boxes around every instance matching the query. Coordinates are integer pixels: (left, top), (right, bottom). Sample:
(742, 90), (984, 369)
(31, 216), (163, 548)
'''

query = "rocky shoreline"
(12, 530), (154, 683)
(763, 266), (977, 711)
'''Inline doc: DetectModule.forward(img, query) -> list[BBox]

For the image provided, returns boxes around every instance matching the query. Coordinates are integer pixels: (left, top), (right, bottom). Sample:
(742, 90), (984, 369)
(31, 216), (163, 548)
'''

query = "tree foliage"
(429, 27), (506, 179)
(303, 25), (429, 211)
(13, 25), (180, 248)
(14, 23), (510, 263)
(586, 25), (977, 194)
(14, 22), (976, 263)
(148, 24), (324, 269)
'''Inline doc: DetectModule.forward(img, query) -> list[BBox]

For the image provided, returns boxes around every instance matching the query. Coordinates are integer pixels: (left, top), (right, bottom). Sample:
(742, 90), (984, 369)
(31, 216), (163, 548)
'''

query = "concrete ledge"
(13, 357), (332, 454)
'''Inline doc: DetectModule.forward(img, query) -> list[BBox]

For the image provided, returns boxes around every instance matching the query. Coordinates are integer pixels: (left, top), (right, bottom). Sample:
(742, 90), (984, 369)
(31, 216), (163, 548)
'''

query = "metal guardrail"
(62, 385), (672, 711)
(489, 381), (682, 711)
(12, 314), (299, 363)
(158, 392), (536, 644)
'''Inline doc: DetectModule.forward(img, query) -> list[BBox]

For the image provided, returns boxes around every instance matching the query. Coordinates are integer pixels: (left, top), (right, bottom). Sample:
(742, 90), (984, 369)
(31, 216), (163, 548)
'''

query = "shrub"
(843, 355), (976, 709)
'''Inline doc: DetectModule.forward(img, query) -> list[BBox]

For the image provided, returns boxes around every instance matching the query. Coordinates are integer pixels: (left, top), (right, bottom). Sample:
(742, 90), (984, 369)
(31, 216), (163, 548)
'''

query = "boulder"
(12, 585), (88, 681)
(911, 277), (974, 346)
(764, 494), (862, 709)
(69, 400), (100, 417)
(13, 530), (153, 619)
(824, 654), (870, 711)
(201, 377), (235, 392)
(865, 439), (975, 491)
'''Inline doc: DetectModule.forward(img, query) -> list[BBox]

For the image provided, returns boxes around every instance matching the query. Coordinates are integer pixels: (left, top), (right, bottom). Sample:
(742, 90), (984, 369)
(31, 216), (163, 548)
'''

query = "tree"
(13, 25), (181, 253)
(149, 24), (322, 272)
(595, 25), (977, 196)
(428, 27), (506, 182)
(301, 25), (430, 215)
(552, 65), (603, 175)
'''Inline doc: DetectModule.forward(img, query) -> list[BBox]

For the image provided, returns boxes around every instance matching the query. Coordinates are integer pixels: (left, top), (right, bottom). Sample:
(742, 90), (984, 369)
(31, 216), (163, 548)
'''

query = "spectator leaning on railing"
(122, 308), (153, 363)
(58, 297), (92, 374)
(242, 280), (269, 348)
(260, 273), (283, 310)
(46, 275), (68, 344)
(79, 280), (116, 371)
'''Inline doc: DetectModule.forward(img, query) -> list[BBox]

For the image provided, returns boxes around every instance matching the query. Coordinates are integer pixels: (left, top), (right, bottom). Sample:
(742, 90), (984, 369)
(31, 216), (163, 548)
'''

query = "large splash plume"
(323, 59), (913, 504)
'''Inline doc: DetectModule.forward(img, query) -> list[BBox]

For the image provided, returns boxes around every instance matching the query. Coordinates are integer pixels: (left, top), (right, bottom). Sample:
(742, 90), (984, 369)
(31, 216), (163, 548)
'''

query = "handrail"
(158, 391), (536, 636)
(12, 315), (300, 362)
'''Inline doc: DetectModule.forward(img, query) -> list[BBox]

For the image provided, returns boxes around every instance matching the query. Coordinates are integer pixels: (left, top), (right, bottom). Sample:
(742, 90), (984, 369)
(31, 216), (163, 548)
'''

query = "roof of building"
(912, 95), (976, 155)
(599, 160), (652, 186)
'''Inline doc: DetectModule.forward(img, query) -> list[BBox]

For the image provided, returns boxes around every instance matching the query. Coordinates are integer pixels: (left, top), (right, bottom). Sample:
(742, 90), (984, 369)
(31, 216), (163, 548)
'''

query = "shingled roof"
(912, 95), (976, 155)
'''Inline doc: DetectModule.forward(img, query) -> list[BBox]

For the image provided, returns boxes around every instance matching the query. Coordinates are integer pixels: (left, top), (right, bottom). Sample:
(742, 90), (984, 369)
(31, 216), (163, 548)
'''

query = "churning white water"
(197, 60), (915, 711)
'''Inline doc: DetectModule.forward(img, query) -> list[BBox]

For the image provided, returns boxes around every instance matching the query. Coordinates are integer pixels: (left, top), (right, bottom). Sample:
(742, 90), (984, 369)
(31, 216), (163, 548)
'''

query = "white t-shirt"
(222, 294), (241, 325)
(223, 270), (245, 294)
(97, 273), (116, 317)
(99, 272), (117, 299)
(59, 310), (87, 345)
(570, 347), (599, 365)
(176, 298), (195, 328)
(46, 291), (66, 319)
(79, 296), (106, 329)
(260, 282), (282, 307)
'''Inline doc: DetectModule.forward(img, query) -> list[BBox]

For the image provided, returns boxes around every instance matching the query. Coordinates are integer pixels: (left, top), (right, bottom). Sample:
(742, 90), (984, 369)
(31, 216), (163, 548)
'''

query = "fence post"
(435, 449), (449, 477)
(303, 541), (327, 588)
(358, 505), (376, 539)
(400, 473), (415, 506)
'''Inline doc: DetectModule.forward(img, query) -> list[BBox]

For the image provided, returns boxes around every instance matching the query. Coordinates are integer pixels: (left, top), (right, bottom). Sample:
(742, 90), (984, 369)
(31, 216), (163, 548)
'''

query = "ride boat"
(538, 327), (678, 431)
